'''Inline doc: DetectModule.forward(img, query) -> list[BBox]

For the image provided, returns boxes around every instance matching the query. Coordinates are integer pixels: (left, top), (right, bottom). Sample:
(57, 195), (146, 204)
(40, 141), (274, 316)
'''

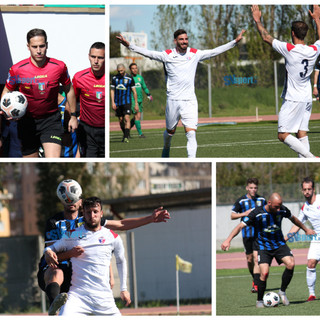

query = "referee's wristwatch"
(71, 112), (77, 117)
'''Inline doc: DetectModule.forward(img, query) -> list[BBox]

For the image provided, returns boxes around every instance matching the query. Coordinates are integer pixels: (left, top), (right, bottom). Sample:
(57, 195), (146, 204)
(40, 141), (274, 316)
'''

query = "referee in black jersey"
(222, 193), (315, 308)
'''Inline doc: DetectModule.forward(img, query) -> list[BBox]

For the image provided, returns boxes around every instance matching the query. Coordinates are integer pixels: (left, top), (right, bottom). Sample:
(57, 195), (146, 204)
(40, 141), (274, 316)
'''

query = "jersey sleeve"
(231, 199), (241, 213)
(113, 235), (127, 292)
(5, 67), (19, 91)
(72, 75), (80, 99)
(197, 40), (237, 61)
(110, 76), (116, 89)
(298, 205), (308, 223)
(282, 205), (292, 219)
(272, 39), (290, 58)
(59, 63), (71, 86)
(242, 209), (255, 227)
(129, 44), (168, 62)
(45, 237), (67, 254)
(141, 77), (150, 95)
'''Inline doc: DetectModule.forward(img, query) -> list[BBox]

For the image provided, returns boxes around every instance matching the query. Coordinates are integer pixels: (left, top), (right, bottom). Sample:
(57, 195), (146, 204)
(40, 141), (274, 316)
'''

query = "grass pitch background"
(110, 121), (320, 158)
(216, 264), (320, 315)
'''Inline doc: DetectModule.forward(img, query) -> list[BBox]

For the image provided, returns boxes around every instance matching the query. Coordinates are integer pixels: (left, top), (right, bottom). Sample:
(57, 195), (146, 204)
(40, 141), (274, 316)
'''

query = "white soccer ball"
(263, 292), (280, 307)
(0, 91), (28, 119)
(57, 179), (82, 205)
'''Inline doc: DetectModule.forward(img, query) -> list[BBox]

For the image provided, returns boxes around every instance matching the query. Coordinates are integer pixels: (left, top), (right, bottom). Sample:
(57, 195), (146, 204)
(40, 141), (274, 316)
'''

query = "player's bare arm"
(290, 215), (315, 235)
(110, 89), (117, 110)
(105, 207), (170, 231)
(64, 83), (78, 132)
(221, 223), (245, 251)
(230, 209), (251, 220)
(309, 5), (320, 40)
(56, 245), (84, 262)
(116, 35), (130, 48)
(132, 87), (139, 112)
(120, 290), (131, 307)
(44, 248), (59, 269)
(313, 70), (319, 99)
(284, 224), (300, 241)
(235, 29), (246, 43)
(251, 5), (274, 46)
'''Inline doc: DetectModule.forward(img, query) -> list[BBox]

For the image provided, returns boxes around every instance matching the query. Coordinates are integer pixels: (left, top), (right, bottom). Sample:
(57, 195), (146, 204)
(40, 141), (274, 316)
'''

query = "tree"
(110, 28), (121, 58)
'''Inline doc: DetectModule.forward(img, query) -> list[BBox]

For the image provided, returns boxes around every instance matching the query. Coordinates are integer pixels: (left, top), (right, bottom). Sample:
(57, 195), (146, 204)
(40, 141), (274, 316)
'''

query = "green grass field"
(216, 264), (320, 315)
(110, 120), (320, 158)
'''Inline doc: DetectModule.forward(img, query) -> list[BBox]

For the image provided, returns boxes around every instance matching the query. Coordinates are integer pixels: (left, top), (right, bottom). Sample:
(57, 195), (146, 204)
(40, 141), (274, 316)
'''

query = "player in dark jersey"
(38, 179), (171, 315)
(0, 28), (78, 157)
(110, 64), (139, 143)
(73, 42), (105, 157)
(231, 178), (266, 293)
(222, 193), (315, 308)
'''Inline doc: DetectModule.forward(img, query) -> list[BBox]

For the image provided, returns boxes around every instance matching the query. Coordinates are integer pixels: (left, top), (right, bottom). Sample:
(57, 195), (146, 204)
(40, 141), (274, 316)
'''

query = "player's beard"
(84, 218), (101, 230)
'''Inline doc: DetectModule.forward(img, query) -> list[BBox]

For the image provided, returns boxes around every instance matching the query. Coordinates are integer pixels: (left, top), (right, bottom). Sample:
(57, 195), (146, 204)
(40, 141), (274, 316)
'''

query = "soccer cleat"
(251, 284), (258, 293)
(48, 292), (68, 315)
(256, 300), (264, 308)
(307, 295), (316, 301)
(278, 290), (290, 306)
(123, 138), (129, 143)
(139, 134), (146, 138)
(161, 147), (170, 158)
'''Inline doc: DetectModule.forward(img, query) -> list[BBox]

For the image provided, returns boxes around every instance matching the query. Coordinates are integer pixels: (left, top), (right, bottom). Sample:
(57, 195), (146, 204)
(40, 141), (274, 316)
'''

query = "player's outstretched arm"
(235, 29), (246, 43)
(251, 5), (274, 46)
(116, 34), (130, 48)
(309, 5), (320, 40)
(290, 215), (315, 236)
(284, 224), (300, 241)
(105, 207), (170, 231)
(221, 223), (244, 251)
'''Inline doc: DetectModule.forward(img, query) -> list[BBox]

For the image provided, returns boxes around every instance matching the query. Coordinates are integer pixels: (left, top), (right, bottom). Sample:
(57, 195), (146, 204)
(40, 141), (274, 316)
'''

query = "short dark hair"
(247, 178), (259, 186)
(27, 28), (47, 43)
(90, 42), (105, 51)
(291, 21), (308, 40)
(174, 29), (187, 39)
(301, 177), (314, 189)
(83, 197), (102, 210)
(129, 63), (137, 70)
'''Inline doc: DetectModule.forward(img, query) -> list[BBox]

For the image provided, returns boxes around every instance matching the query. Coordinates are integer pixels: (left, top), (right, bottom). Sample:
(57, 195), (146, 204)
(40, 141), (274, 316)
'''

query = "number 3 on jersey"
(300, 59), (309, 78)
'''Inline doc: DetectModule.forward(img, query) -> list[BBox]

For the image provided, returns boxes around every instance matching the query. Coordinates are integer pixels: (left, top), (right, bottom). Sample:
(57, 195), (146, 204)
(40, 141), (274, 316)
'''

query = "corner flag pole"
(176, 266), (180, 315)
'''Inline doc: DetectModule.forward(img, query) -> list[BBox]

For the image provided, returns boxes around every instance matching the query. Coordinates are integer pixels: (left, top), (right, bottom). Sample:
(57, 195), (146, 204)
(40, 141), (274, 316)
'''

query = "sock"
(257, 279), (266, 301)
(281, 268), (294, 292)
(135, 120), (142, 135)
(130, 118), (135, 129)
(45, 282), (60, 305)
(120, 122), (125, 134)
(307, 267), (316, 296)
(283, 135), (315, 158)
(124, 128), (130, 139)
(162, 130), (173, 157)
(254, 273), (260, 286)
(186, 130), (197, 158)
(249, 269), (254, 278)
(298, 136), (310, 158)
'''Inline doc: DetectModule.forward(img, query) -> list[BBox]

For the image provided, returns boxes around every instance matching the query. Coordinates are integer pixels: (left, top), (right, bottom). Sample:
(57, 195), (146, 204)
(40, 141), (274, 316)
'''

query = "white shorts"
(278, 100), (312, 133)
(59, 291), (121, 316)
(307, 241), (320, 261)
(165, 99), (198, 130)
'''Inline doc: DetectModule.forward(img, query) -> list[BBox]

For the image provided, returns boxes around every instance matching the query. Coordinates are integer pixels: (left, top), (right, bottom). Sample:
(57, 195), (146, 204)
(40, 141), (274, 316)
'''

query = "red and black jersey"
(72, 68), (105, 128)
(5, 57), (71, 118)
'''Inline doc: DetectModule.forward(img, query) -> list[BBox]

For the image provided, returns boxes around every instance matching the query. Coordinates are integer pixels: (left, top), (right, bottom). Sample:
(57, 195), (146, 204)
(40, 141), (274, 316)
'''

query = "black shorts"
(115, 104), (131, 117)
(242, 237), (257, 255)
(77, 121), (105, 157)
(37, 257), (72, 293)
(258, 244), (293, 266)
(17, 111), (63, 156)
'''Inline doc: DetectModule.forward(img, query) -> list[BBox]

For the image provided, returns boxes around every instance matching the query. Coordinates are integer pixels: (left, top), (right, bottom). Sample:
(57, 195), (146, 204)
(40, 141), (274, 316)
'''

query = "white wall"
(127, 205), (211, 301)
(216, 201), (304, 248)
(0, 10), (105, 83)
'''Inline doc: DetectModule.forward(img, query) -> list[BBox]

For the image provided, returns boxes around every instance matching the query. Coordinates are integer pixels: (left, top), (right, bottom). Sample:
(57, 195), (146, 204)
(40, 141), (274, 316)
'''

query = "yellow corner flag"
(176, 254), (192, 273)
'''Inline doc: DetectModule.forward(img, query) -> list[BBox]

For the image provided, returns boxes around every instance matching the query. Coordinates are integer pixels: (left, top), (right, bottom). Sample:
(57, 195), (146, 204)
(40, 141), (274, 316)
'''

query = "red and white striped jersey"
(272, 39), (320, 102)
(129, 41), (237, 100)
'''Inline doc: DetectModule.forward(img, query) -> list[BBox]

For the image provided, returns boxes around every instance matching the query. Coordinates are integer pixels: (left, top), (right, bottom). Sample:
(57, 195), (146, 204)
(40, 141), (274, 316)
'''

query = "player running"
(252, 5), (320, 158)
(73, 42), (105, 157)
(1, 28), (78, 158)
(116, 28), (245, 158)
(44, 197), (130, 315)
(222, 193), (315, 308)
(285, 177), (320, 301)
(129, 63), (153, 138)
(231, 178), (266, 293)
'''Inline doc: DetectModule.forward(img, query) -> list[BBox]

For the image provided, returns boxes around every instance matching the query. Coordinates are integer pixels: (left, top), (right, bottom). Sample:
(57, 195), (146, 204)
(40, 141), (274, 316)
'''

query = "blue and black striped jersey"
(232, 194), (266, 238)
(111, 73), (135, 106)
(243, 205), (292, 250)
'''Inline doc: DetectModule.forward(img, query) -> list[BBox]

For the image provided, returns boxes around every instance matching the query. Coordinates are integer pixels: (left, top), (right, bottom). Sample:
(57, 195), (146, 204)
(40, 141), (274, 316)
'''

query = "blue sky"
(110, 5), (158, 49)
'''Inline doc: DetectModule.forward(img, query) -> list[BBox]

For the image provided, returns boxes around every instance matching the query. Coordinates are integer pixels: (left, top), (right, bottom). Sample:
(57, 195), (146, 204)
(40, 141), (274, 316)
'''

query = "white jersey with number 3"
(272, 39), (320, 102)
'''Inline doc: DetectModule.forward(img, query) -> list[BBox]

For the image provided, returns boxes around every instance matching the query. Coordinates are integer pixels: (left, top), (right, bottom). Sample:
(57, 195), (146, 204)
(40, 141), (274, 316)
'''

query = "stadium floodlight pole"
(274, 61), (279, 115)
(208, 63), (212, 118)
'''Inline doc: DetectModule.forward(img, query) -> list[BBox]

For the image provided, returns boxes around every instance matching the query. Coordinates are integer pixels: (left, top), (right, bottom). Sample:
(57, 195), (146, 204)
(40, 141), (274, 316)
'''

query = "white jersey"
(46, 225), (127, 297)
(129, 40), (237, 100)
(299, 194), (320, 236)
(272, 39), (320, 102)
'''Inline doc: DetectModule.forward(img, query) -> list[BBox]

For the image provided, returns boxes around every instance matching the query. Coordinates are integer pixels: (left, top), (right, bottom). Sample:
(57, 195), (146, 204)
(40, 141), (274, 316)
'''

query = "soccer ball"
(263, 292), (280, 307)
(57, 179), (82, 205)
(0, 91), (28, 119)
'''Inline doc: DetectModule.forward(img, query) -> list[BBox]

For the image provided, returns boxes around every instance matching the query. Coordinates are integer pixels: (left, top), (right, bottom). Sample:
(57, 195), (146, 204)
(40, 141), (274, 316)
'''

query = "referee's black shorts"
(258, 244), (293, 266)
